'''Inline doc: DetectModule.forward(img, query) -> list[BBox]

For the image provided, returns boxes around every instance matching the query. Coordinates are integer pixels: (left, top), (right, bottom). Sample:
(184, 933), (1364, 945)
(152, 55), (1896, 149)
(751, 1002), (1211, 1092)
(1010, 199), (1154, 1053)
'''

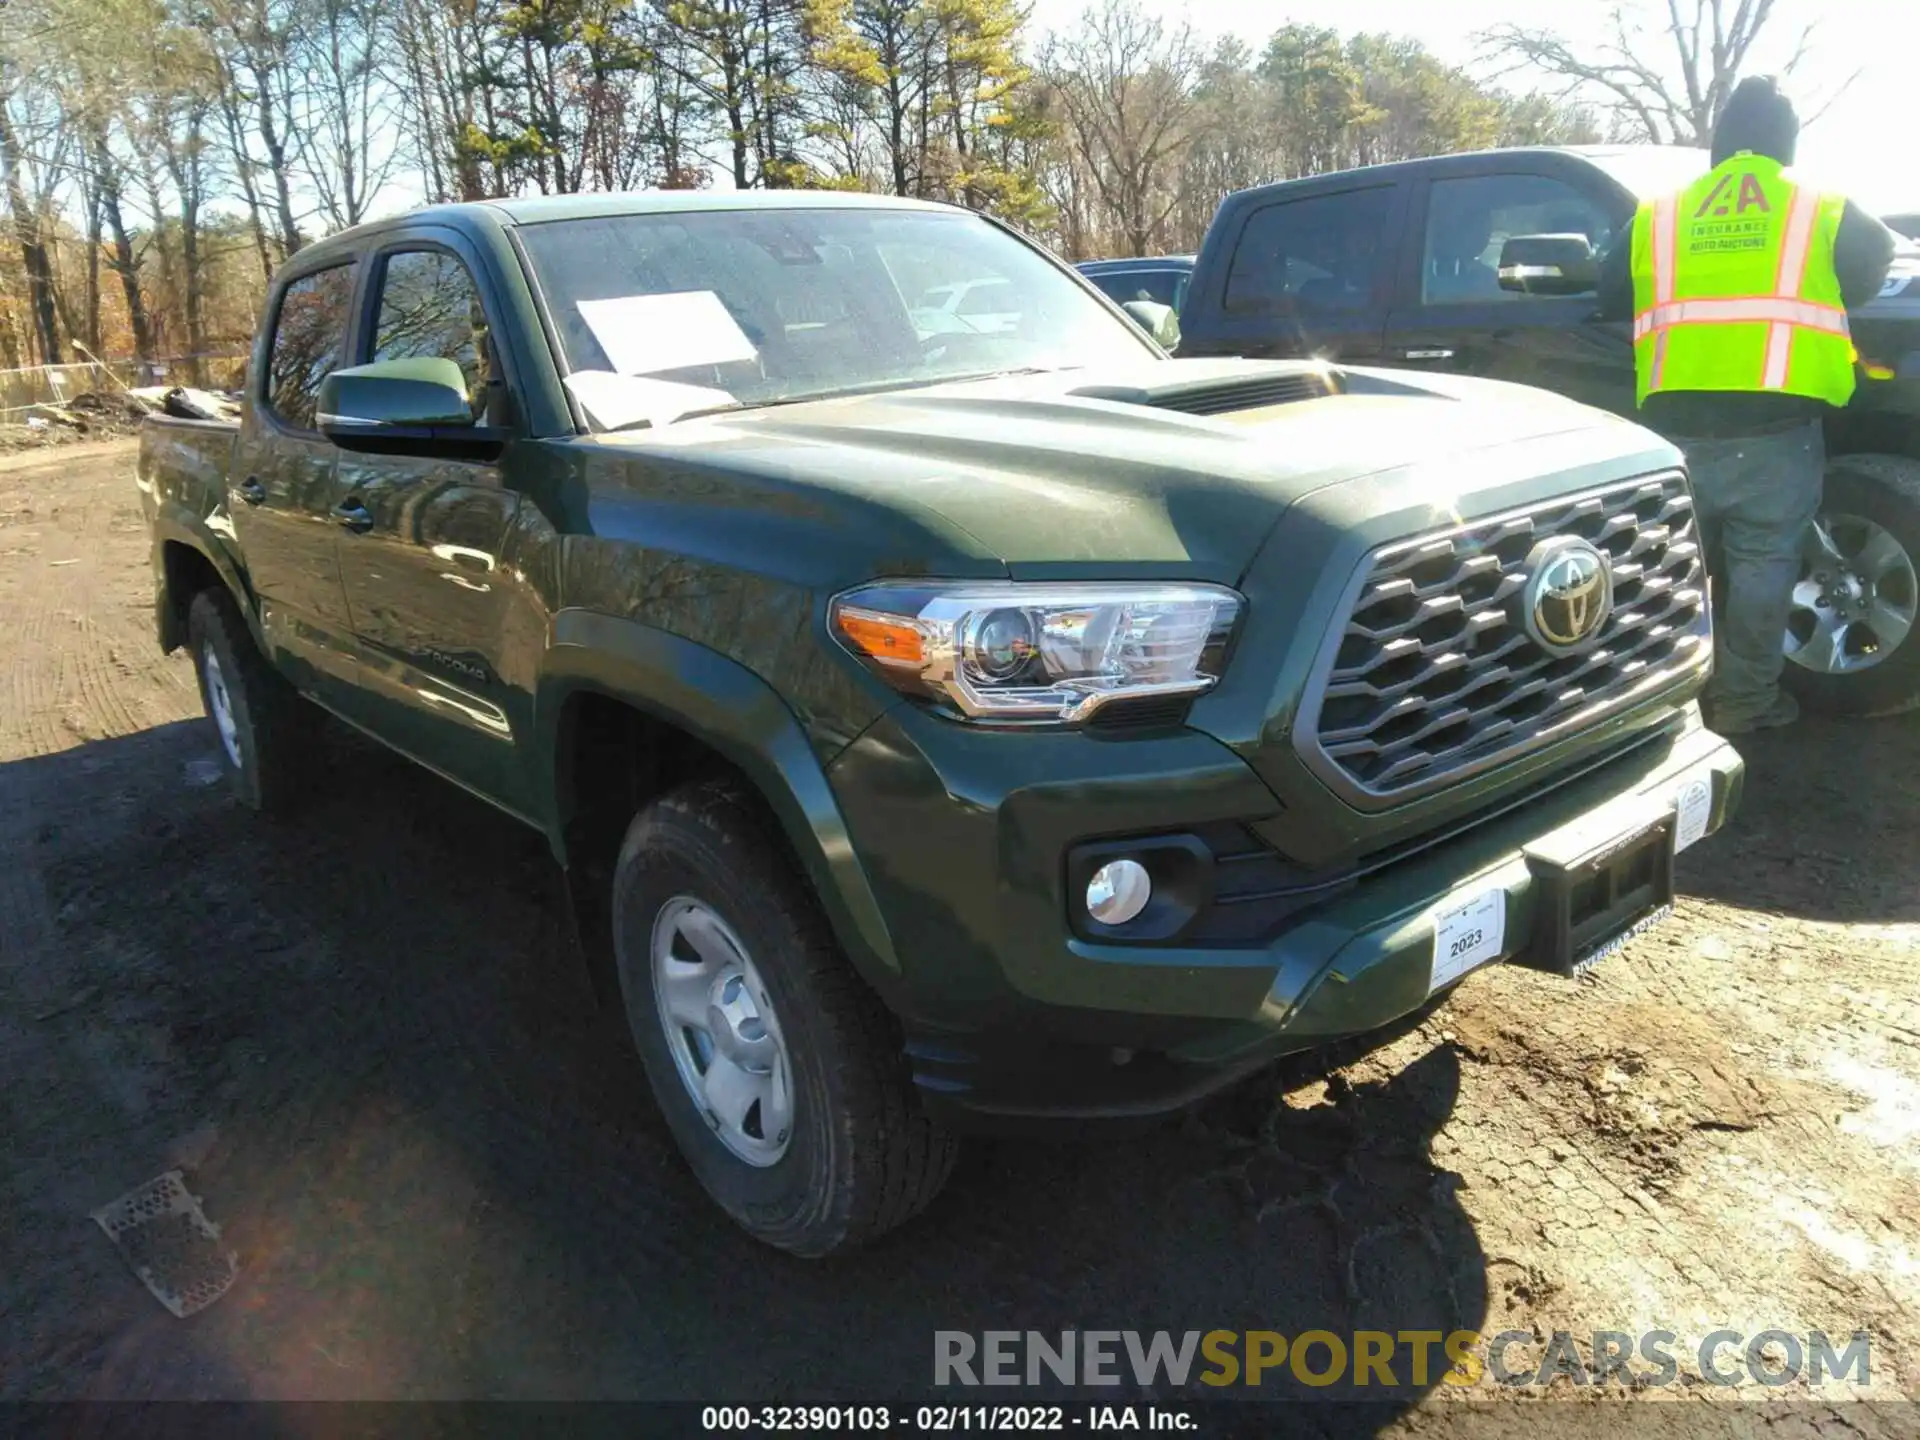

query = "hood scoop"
(1065, 361), (1343, 417)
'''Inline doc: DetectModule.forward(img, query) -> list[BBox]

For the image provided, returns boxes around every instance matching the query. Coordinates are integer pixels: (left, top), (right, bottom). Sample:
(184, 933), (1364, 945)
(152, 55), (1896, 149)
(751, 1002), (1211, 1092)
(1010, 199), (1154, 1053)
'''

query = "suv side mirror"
(1121, 299), (1181, 349)
(318, 357), (476, 437)
(1497, 234), (1598, 296)
(316, 357), (491, 452)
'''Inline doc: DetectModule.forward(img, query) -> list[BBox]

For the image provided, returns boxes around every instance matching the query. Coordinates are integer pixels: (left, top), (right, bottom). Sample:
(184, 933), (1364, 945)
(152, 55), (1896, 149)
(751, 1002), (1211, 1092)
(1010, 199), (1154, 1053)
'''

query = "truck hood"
(582, 358), (1670, 583)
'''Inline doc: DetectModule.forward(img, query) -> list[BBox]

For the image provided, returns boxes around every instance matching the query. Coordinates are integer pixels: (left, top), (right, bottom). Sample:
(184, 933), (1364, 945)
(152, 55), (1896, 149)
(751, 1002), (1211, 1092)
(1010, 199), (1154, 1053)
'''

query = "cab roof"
(303, 187), (963, 263)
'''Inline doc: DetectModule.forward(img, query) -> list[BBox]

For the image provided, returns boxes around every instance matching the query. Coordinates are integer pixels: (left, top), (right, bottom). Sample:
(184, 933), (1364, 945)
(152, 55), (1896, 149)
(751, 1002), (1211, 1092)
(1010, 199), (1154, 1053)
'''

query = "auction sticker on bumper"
(1430, 886), (1506, 994)
(1673, 771), (1712, 853)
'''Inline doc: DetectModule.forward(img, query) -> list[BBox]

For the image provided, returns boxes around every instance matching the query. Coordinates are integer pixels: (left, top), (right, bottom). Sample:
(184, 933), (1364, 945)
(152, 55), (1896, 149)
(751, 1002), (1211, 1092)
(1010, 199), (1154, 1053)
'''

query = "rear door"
(1381, 161), (1636, 414)
(230, 258), (363, 693)
(329, 234), (534, 816)
(1180, 183), (1404, 363)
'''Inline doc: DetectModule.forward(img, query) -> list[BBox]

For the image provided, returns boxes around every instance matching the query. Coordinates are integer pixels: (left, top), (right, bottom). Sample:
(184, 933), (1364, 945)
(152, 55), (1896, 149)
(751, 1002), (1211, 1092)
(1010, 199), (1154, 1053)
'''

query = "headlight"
(830, 581), (1243, 725)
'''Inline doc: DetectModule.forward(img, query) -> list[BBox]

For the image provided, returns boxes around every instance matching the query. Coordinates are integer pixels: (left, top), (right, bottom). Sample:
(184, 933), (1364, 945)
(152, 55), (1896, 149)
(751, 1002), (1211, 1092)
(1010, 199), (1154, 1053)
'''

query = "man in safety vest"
(1601, 77), (1894, 734)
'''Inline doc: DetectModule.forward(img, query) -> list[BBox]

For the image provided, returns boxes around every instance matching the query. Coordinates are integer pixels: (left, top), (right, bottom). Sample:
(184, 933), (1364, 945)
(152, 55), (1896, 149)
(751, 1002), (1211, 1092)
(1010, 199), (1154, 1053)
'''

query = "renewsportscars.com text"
(933, 1329), (1871, 1391)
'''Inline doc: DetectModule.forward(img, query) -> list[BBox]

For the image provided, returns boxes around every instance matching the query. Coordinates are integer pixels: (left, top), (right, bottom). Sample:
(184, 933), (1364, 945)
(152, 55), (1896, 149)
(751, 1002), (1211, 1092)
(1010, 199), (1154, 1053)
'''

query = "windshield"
(515, 206), (1150, 430)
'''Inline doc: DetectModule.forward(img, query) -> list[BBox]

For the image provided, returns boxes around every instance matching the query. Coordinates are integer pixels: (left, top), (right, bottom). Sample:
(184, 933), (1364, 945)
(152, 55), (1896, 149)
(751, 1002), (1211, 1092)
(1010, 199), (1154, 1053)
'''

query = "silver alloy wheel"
(201, 644), (243, 768)
(650, 896), (794, 1167)
(1786, 512), (1920, 675)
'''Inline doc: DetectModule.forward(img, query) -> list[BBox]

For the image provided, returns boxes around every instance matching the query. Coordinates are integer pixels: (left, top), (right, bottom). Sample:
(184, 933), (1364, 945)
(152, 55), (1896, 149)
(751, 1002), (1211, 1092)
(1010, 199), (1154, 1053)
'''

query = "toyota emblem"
(1522, 537), (1613, 653)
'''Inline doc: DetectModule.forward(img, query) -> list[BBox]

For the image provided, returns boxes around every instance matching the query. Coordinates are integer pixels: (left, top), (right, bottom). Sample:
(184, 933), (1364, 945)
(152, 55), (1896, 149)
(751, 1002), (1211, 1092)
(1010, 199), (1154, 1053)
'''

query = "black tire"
(186, 588), (311, 812)
(611, 779), (957, 1257)
(1781, 453), (1920, 718)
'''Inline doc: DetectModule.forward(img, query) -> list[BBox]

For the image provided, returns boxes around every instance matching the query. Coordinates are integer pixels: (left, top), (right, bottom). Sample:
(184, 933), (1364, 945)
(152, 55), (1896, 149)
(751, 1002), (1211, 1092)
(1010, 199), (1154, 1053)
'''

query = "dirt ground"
(2, 441), (1917, 1433)
(0, 397), (152, 455)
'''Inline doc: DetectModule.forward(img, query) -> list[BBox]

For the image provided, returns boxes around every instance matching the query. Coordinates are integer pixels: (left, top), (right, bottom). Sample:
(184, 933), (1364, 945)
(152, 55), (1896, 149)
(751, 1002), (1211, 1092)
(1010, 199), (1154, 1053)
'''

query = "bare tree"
(293, 0), (400, 229)
(1479, 0), (1837, 145)
(208, 0), (306, 257)
(0, 0), (65, 364)
(1040, 0), (1200, 257)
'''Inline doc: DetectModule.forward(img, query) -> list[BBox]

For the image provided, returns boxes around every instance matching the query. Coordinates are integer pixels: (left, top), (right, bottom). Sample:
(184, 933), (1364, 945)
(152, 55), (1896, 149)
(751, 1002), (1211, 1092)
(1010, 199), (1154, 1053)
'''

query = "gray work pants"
(1670, 421), (1824, 722)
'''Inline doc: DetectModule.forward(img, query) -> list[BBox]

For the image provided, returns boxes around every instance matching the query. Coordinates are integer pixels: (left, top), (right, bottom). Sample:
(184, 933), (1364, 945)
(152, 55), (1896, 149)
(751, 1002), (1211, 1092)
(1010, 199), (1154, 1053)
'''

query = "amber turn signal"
(833, 606), (925, 668)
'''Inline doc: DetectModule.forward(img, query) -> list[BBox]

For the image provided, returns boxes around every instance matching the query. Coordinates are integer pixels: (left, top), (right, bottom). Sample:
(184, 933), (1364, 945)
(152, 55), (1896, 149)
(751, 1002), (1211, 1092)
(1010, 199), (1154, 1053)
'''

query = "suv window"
(1422, 174), (1615, 306)
(1225, 188), (1393, 315)
(371, 249), (493, 419)
(265, 263), (357, 430)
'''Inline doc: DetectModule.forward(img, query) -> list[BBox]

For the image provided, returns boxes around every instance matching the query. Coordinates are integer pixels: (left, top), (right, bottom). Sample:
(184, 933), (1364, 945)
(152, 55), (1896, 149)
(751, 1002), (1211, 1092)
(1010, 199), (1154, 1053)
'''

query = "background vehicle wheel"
(1782, 454), (1920, 718)
(611, 779), (958, 1257)
(186, 588), (311, 811)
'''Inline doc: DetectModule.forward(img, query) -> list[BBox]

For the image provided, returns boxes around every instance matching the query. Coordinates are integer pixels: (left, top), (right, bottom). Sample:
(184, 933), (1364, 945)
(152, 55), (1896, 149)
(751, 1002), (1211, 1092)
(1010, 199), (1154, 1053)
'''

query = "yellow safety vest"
(1629, 152), (1855, 408)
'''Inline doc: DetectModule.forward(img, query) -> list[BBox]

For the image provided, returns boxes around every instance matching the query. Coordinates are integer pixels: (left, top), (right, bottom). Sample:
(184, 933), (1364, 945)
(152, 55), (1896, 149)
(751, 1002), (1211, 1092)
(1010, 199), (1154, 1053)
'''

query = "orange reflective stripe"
(1650, 330), (1669, 389)
(1633, 295), (1850, 340)
(1651, 195), (1678, 305)
(1774, 187), (1821, 297)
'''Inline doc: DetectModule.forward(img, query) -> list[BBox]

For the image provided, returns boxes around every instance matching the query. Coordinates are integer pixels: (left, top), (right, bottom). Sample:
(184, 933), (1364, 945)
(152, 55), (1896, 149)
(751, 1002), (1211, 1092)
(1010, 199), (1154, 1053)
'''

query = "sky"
(1021, 0), (1915, 214)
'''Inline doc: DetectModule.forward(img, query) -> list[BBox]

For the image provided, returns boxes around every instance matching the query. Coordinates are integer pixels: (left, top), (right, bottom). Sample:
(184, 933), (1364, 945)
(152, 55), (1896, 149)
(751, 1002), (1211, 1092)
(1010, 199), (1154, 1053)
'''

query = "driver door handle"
(331, 498), (374, 534)
(236, 477), (266, 505)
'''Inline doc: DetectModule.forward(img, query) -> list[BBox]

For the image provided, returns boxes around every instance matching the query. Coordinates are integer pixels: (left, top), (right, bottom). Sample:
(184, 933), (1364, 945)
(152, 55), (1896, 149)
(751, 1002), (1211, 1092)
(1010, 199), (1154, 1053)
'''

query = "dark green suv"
(138, 191), (1742, 1255)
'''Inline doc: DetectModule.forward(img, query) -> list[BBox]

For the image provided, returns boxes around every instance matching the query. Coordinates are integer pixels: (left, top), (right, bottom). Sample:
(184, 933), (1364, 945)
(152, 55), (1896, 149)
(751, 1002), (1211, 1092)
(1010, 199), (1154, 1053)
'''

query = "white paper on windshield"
(563, 370), (736, 431)
(576, 291), (757, 376)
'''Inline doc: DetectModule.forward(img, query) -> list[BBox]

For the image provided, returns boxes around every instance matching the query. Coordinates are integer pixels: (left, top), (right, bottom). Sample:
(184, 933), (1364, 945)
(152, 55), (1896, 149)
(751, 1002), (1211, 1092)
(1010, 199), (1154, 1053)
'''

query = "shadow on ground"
(1, 715), (1489, 1431)
(1677, 709), (1920, 922)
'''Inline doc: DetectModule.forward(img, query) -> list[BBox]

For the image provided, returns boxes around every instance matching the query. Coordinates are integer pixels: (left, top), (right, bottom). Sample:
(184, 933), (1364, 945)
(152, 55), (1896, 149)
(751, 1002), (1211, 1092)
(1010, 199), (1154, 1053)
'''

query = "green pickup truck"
(138, 190), (1743, 1256)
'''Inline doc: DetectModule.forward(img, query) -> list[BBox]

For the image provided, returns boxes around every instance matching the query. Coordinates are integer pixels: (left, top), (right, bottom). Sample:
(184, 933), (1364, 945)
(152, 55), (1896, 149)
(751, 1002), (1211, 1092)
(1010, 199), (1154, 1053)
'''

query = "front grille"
(1299, 472), (1708, 802)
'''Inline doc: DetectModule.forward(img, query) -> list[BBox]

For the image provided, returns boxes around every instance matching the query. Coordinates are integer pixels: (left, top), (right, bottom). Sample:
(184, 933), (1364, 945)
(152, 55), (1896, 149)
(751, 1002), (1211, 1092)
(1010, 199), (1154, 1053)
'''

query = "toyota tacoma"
(138, 190), (1742, 1256)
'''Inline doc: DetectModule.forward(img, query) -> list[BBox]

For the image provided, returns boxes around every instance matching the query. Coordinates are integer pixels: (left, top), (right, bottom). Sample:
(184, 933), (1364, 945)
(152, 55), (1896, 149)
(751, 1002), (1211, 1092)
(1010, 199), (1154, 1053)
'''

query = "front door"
(329, 242), (534, 817)
(1382, 169), (1636, 416)
(229, 260), (363, 696)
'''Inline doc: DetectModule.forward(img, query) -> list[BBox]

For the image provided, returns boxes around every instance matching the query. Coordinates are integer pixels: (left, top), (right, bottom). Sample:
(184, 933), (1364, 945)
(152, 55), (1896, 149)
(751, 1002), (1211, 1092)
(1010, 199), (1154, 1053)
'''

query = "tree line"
(0, 0), (1790, 380)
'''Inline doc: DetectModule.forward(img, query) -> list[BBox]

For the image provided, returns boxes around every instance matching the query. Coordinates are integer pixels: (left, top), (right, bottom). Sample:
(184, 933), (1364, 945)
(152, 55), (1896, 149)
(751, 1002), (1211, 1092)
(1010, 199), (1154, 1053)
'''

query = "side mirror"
(1497, 234), (1598, 296)
(1121, 299), (1181, 350)
(316, 357), (478, 449)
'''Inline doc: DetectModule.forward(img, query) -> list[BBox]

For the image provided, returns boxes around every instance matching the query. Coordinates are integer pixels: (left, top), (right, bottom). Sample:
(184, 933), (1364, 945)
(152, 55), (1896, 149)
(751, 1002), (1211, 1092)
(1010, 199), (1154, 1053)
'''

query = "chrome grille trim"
(1294, 472), (1710, 807)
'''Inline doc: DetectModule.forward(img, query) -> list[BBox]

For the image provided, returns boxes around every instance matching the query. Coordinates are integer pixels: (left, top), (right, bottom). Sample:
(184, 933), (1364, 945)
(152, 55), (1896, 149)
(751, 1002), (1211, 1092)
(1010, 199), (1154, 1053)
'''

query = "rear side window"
(1225, 188), (1394, 315)
(370, 249), (493, 420)
(265, 263), (357, 430)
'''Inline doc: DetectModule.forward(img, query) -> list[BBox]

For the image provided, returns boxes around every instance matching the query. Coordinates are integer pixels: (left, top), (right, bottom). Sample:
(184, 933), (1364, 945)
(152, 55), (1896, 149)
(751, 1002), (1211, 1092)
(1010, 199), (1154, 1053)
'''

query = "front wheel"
(611, 779), (958, 1257)
(1782, 453), (1920, 718)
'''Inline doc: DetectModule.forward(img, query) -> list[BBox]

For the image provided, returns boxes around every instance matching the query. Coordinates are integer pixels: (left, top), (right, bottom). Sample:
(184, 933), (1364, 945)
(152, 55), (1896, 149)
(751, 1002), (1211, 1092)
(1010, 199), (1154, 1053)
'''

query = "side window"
(1225, 188), (1394, 315)
(371, 250), (494, 419)
(1422, 174), (1615, 306)
(265, 264), (357, 430)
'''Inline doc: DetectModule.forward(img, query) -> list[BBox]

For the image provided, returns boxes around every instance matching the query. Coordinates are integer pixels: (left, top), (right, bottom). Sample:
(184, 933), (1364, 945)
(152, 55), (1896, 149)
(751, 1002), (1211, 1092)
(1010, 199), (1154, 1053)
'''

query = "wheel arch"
(153, 515), (251, 655)
(535, 609), (902, 1006)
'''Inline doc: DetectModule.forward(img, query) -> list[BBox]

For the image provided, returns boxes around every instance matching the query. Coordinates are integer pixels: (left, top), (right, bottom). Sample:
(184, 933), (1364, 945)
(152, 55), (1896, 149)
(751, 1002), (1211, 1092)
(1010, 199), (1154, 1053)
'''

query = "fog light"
(1086, 859), (1151, 925)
